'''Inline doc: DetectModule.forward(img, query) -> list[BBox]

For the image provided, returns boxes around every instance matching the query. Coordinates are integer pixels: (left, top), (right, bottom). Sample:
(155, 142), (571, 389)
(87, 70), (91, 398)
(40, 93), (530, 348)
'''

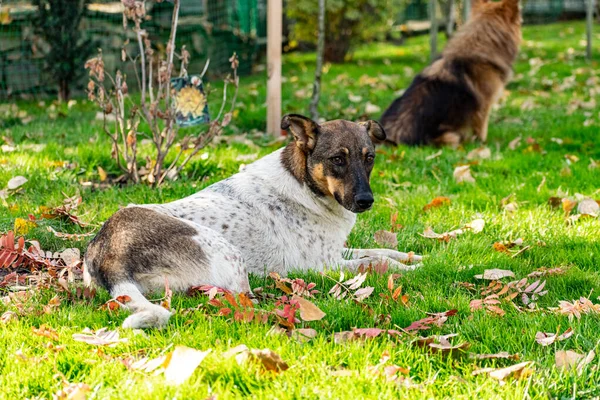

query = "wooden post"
(463, 0), (471, 23)
(586, 0), (593, 60)
(267, 0), (282, 136)
(429, 0), (438, 61)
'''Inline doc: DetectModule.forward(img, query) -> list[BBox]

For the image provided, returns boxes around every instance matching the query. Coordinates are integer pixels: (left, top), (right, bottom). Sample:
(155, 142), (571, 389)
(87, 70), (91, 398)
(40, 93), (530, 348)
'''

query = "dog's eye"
(331, 156), (345, 166)
(365, 155), (375, 164)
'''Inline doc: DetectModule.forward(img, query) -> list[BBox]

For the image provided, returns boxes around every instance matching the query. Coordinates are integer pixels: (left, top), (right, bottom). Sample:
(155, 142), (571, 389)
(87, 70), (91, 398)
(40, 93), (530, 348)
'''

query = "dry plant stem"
(164, 0), (180, 112)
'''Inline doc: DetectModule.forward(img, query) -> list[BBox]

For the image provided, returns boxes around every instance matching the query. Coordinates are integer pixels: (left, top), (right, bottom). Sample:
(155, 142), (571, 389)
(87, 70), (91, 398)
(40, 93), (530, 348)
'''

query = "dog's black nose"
(355, 193), (374, 210)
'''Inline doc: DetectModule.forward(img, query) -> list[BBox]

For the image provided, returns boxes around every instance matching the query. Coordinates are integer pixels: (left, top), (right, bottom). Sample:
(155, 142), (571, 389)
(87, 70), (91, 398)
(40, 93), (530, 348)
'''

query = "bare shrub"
(85, 0), (238, 186)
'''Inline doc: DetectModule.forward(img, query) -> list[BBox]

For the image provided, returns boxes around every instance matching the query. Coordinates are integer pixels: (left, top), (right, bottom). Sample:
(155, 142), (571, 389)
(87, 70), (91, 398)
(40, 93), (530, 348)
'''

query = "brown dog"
(380, 0), (521, 146)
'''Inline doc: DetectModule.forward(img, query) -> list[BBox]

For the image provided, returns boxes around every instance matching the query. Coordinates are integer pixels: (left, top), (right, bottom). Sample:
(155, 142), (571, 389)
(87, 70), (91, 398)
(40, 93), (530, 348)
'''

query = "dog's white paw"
(122, 307), (172, 329)
(409, 254), (423, 263)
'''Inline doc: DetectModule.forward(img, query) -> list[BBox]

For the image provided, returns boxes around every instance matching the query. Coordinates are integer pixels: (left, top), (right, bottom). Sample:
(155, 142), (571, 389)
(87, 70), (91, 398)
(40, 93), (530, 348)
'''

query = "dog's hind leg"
(348, 249), (423, 264)
(433, 131), (462, 148)
(336, 256), (420, 272)
(113, 282), (173, 329)
(84, 207), (250, 329)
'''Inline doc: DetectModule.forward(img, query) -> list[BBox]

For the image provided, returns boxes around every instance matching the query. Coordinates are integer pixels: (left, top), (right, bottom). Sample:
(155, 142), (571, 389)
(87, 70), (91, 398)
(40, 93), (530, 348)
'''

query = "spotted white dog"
(83, 114), (421, 329)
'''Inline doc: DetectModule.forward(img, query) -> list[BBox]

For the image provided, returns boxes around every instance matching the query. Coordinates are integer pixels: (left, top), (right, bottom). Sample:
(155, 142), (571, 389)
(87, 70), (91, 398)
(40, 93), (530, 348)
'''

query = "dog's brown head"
(281, 114), (386, 213)
(472, 0), (521, 26)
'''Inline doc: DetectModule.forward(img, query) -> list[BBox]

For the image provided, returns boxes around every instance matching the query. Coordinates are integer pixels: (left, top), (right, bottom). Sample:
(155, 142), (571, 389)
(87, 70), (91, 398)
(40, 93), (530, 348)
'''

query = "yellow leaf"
(293, 295), (326, 321)
(97, 166), (107, 182)
(14, 218), (36, 235)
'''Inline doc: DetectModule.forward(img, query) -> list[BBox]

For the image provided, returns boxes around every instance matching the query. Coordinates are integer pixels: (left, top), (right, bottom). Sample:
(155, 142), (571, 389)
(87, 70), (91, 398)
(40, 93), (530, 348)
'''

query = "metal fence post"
(586, 0), (594, 60)
(429, 0), (438, 61)
(267, 0), (282, 136)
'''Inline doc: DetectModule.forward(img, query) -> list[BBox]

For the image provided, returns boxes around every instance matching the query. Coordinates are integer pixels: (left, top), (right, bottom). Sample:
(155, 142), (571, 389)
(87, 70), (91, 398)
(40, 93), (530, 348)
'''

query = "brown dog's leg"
(433, 131), (462, 148)
(472, 105), (492, 143)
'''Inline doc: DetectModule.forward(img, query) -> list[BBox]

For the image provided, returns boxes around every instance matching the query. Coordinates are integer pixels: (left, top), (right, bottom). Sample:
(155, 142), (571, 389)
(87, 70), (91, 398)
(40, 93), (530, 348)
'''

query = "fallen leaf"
(562, 198), (577, 216)
(1, 311), (17, 323)
(72, 327), (128, 346)
(423, 196), (451, 211)
(508, 136), (522, 150)
(292, 328), (318, 343)
(473, 361), (534, 383)
(97, 167), (107, 182)
(53, 381), (91, 400)
(474, 269), (515, 280)
(555, 350), (595, 373)
(7, 176), (27, 190)
(334, 328), (402, 343)
(577, 198), (599, 217)
(552, 297), (600, 320)
(413, 333), (470, 357)
(374, 230), (398, 249)
(528, 266), (568, 278)
(32, 324), (59, 341)
(235, 348), (289, 373)
(353, 286), (374, 302)
(292, 295), (326, 321)
(535, 328), (574, 346)
(163, 346), (211, 385)
(404, 310), (457, 332)
(467, 147), (491, 160)
(365, 102), (381, 114)
(453, 165), (476, 183)
(464, 218), (485, 233)
(469, 352), (520, 361)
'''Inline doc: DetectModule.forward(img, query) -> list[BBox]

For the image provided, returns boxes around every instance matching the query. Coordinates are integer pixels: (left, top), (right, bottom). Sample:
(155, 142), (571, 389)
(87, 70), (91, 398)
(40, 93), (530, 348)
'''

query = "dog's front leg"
(336, 256), (419, 272)
(348, 249), (422, 264)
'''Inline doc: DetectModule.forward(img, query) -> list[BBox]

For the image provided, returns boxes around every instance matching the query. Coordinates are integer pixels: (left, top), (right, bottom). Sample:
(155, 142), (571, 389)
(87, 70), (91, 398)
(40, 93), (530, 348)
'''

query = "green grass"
(1, 21), (600, 399)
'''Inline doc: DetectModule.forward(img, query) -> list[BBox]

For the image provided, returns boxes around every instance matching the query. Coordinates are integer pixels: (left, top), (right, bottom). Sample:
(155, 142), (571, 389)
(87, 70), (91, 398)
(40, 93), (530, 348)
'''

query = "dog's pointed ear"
(502, 0), (521, 20)
(281, 114), (320, 152)
(361, 120), (387, 145)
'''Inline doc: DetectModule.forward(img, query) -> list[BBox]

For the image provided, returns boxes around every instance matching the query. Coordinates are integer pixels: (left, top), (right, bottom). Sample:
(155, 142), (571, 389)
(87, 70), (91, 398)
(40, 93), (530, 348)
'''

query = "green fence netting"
(397, 0), (591, 26)
(0, 0), (266, 99)
(0, 0), (594, 99)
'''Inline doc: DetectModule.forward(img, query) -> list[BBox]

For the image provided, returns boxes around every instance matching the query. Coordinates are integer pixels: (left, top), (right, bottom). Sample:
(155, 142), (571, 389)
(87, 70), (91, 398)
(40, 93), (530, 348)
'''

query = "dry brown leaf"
(374, 230), (398, 249)
(97, 166), (107, 182)
(469, 352), (520, 361)
(7, 176), (27, 190)
(32, 324), (59, 341)
(239, 348), (289, 373)
(53, 381), (91, 400)
(528, 266), (568, 278)
(552, 297), (600, 320)
(562, 198), (577, 216)
(420, 219), (484, 242)
(473, 361), (534, 383)
(508, 136), (522, 150)
(334, 328), (402, 344)
(72, 327), (128, 346)
(1, 310), (17, 324)
(555, 350), (595, 373)
(465, 219), (485, 233)
(474, 269), (515, 280)
(535, 328), (573, 346)
(577, 198), (599, 217)
(292, 295), (326, 321)
(163, 346), (211, 385)
(413, 333), (470, 357)
(453, 165), (476, 183)
(467, 147), (491, 160)
(423, 196), (451, 211)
